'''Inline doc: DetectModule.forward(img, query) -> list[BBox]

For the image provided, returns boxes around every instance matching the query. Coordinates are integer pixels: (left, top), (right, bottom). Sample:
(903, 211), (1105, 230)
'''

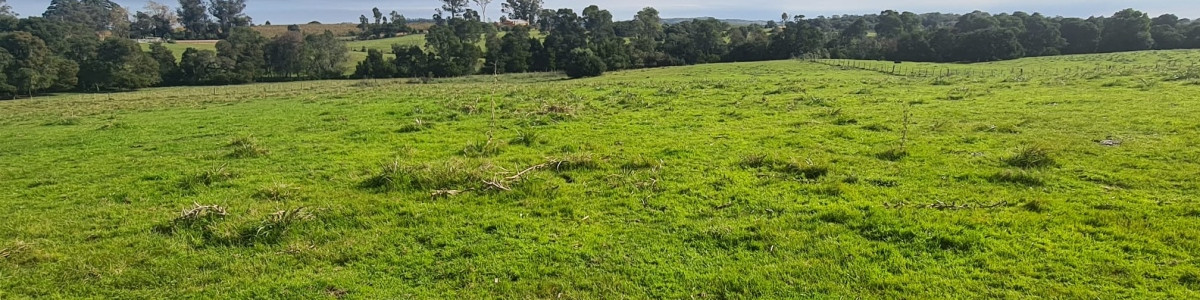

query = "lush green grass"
(3, 50), (1200, 298)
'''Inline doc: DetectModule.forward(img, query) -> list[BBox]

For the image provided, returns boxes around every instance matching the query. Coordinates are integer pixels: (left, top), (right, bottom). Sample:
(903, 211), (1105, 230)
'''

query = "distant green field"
(3, 50), (1200, 298)
(139, 41), (218, 60)
(346, 34), (427, 51)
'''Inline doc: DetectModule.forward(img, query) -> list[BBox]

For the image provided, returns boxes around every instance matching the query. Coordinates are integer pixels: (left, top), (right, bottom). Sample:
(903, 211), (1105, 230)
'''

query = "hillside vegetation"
(2, 50), (1200, 298)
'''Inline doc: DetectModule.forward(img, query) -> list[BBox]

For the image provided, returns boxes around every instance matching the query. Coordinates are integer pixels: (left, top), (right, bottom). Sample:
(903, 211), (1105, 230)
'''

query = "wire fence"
(804, 58), (1200, 80)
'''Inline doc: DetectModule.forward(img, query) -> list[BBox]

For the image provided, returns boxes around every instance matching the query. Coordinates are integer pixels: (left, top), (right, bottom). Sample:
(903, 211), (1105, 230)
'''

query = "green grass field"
(2, 50), (1200, 298)
(346, 34), (428, 51)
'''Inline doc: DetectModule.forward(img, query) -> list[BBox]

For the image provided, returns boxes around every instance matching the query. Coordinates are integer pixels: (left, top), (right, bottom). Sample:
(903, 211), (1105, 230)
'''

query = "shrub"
(563, 48), (606, 79)
(509, 129), (544, 146)
(226, 137), (269, 158)
(1004, 146), (1056, 169)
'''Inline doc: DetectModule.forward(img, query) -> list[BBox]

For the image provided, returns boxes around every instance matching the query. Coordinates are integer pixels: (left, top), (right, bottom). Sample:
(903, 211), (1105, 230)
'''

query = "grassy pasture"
(2, 50), (1200, 298)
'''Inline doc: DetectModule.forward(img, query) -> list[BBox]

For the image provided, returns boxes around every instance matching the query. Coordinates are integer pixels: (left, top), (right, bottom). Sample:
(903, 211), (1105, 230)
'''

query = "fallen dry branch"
(432, 158), (567, 197)
(180, 204), (228, 219)
(482, 180), (511, 191)
(883, 201), (1009, 210)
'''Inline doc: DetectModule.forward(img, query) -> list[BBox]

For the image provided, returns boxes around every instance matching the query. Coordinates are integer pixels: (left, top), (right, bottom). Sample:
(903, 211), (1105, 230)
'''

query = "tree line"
(353, 1), (1200, 80)
(0, 0), (1198, 97)
(0, 0), (347, 97)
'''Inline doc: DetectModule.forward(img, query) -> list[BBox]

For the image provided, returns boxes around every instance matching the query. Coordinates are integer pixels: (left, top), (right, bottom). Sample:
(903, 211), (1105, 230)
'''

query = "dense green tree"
(900, 11), (922, 33)
(265, 31), (304, 77)
(1152, 14), (1180, 27)
(890, 32), (934, 61)
(77, 37), (160, 91)
(528, 37), (551, 71)
(209, 0), (251, 39)
(955, 11), (998, 32)
(178, 48), (235, 84)
(725, 25), (770, 62)
(956, 27), (1024, 62)
(177, 0), (214, 39)
(0, 32), (76, 96)
(482, 30), (503, 73)
(629, 7), (667, 67)
(839, 19), (869, 42)
(497, 26), (532, 73)
(501, 0), (542, 22)
(1151, 24), (1185, 49)
(663, 19), (729, 64)
(1059, 18), (1101, 54)
(1099, 9), (1153, 52)
(391, 45), (429, 77)
(148, 42), (179, 85)
(131, 11), (155, 38)
(563, 47), (604, 78)
(301, 31), (348, 79)
(1019, 13), (1065, 56)
(424, 13), (484, 77)
(1185, 24), (1200, 48)
(354, 48), (395, 78)
(875, 10), (905, 38)
(583, 5), (629, 70)
(215, 26), (266, 83)
(543, 9), (586, 69)
(769, 15), (824, 59)
(43, 0), (130, 36)
(13, 17), (92, 53)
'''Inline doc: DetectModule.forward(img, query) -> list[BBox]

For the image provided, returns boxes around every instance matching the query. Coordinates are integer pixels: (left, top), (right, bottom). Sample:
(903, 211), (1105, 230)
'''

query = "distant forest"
(0, 0), (1197, 97)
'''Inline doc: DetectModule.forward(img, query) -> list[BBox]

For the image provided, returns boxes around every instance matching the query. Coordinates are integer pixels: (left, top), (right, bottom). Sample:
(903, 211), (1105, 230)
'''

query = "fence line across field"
(801, 58), (1197, 80)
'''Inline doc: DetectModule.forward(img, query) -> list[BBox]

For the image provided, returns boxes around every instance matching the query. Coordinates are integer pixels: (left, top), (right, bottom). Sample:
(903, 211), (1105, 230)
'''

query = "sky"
(9, 0), (1199, 25)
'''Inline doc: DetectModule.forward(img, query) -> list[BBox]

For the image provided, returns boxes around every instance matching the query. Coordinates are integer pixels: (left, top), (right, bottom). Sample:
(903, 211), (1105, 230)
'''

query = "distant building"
(500, 19), (530, 27)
